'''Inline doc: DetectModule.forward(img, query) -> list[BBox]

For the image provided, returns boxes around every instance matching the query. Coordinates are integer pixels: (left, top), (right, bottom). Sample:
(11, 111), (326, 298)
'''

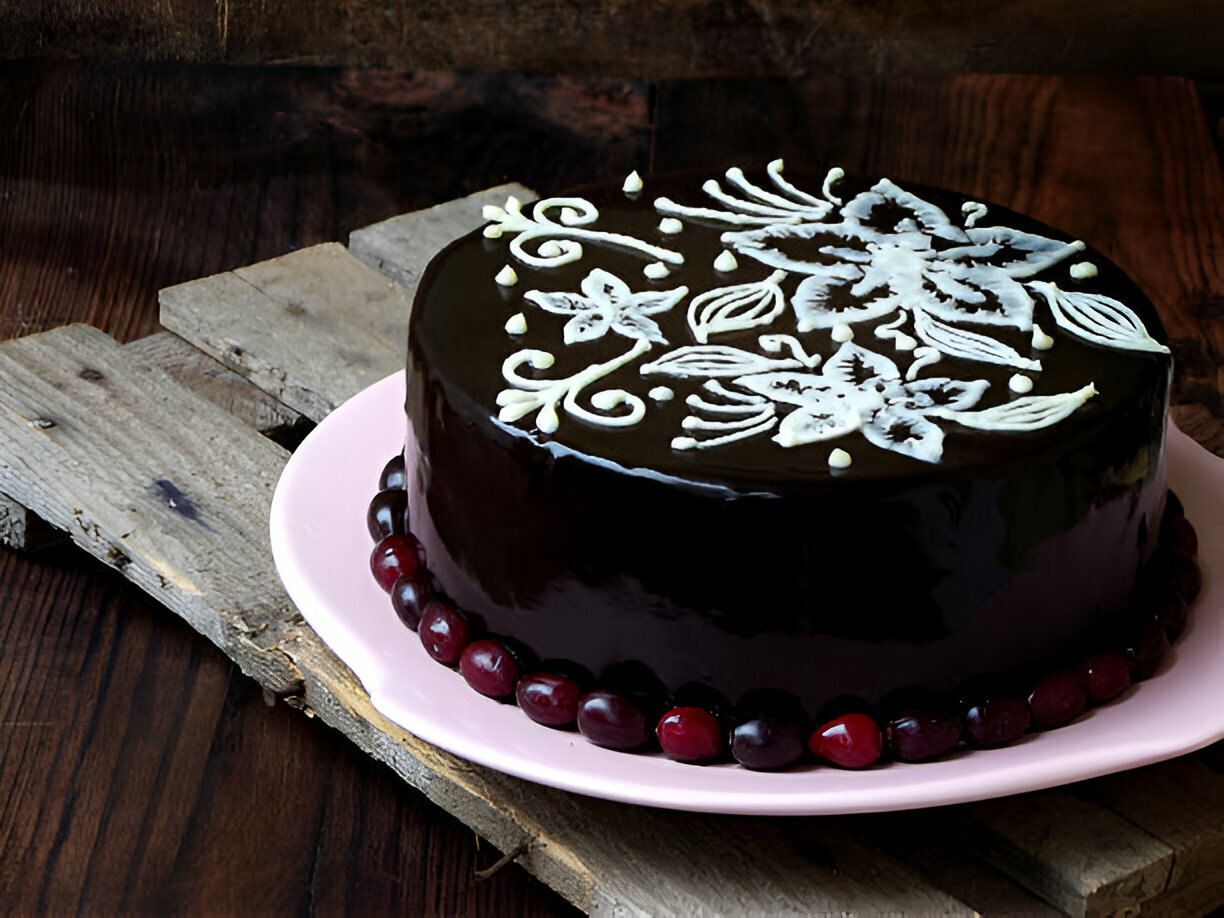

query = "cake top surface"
(409, 163), (1172, 489)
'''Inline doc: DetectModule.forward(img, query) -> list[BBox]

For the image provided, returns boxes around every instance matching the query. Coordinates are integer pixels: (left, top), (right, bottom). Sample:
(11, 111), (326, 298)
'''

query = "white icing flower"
(719, 178), (1087, 370)
(525, 268), (688, 345)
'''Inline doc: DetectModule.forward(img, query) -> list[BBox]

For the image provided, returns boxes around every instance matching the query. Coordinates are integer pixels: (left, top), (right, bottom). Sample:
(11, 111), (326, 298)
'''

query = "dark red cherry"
(1169, 516), (1198, 558)
(886, 711), (962, 762)
(380, 453), (406, 490)
(1159, 591), (1189, 641)
(367, 488), (408, 541)
(600, 661), (669, 721)
(418, 600), (471, 665)
(808, 713), (883, 769)
(1027, 670), (1087, 729)
(671, 682), (734, 729)
(1163, 490), (1185, 521)
(730, 718), (806, 771)
(1079, 652), (1133, 704)
(1127, 615), (1172, 681)
(516, 672), (583, 728)
(656, 706), (724, 763)
(460, 639), (521, 698)
(1173, 555), (1202, 603)
(963, 697), (1030, 748)
(390, 572), (430, 631)
(370, 533), (423, 591)
(577, 689), (649, 750)
(735, 688), (807, 727)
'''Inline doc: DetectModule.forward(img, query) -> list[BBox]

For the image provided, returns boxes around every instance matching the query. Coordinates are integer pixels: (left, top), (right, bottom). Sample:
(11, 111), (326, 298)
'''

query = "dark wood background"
(4, 1), (1224, 80)
(0, 61), (1221, 914)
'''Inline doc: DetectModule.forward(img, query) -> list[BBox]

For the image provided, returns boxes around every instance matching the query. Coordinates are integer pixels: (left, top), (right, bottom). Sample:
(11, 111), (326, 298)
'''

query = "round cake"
(382, 162), (1193, 766)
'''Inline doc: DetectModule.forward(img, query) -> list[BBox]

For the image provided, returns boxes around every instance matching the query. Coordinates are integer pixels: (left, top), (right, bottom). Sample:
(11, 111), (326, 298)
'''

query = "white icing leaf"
(912, 309), (1042, 372)
(886, 377), (990, 412)
(563, 312), (613, 344)
(524, 291), (588, 315)
(791, 263), (892, 331)
(861, 407), (946, 463)
(721, 221), (876, 274)
(687, 271), (787, 343)
(773, 403), (861, 447)
(640, 345), (802, 378)
(841, 179), (969, 245)
(1030, 282), (1170, 355)
(938, 383), (1097, 431)
(734, 372), (836, 408)
(822, 341), (901, 388)
(949, 227), (1086, 279)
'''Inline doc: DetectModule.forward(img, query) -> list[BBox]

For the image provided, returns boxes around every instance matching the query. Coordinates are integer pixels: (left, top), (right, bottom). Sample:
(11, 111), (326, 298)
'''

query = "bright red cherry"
(1079, 652), (1133, 704)
(460, 639), (521, 698)
(516, 672), (582, 728)
(418, 600), (471, 665)
(370, 533), (423, 592)
(656, 707), (724, 763)
(808, 713), (883, 769)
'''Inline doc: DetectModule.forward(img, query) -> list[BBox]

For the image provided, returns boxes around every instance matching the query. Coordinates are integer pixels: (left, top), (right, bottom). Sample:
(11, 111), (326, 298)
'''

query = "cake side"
(404, 164), (1174, 714)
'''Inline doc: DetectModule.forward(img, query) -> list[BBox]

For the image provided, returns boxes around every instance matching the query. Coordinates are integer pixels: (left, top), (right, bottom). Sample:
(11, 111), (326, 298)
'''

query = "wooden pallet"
(1, 186), (1222, 918)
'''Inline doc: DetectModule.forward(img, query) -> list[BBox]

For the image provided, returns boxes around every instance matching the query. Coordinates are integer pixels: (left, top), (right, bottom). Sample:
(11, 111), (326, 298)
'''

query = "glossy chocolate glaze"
(404, 170), (1172, 713)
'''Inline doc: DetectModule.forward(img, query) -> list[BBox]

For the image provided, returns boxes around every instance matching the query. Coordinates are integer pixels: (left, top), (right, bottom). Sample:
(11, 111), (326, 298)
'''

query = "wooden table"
(1, 63), (1221, 915)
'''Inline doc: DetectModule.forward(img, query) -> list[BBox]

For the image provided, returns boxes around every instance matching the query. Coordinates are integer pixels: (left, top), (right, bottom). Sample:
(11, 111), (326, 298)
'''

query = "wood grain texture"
(1, 63), (1222, 916)
(4, 1), (1224, 80)
(0, 330), (973, 915)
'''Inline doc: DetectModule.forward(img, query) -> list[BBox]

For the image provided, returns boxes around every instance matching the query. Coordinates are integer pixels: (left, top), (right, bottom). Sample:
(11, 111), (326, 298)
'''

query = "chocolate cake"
(372, 163), (1199, 768)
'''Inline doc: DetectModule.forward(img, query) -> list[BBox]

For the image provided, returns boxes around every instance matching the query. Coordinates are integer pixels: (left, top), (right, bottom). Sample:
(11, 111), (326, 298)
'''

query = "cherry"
(1078, 652), (1133, 704)
(657, 706), (724, 763)
(963, 697), (1030, 748)
(735, 688), (807, 727)
(731, 717), (806, 770)
(418, 600), (471, 665)
(1168, 516), (1198, 558)
(808, 713), (883, 769)
(380, 453), (406, 490)
(1027, 670), (1087, 729)
(370, 533), (423, 592)
(390, 572), (430, 631)
(1159, 591), (1189, 641)
(517, 672), (583, 728)
(367, 488), (408, 541)
(886, 711), (962, 762)
(1164, 490), (1185, 520)
(1127, 614), (1172, 681)
(671, 682), (734, 729)
(460, 639), (521, 698)
(1173, 556), (1202, 603)
(577, 689), (649, 750)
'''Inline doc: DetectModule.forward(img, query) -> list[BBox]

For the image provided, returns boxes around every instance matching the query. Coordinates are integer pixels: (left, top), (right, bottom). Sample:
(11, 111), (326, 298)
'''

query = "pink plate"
(270, 372), (1224, 815)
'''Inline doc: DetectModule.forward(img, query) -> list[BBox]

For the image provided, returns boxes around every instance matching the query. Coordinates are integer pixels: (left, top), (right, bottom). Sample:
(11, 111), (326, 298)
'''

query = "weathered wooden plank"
(1078, 757), (1224, 907)
(958, 793), (1176, 918)
(159, 244), (410, 422)
(123, 331), (308, 444)
(0, 490), (65, 551)
(4, 1), (1222, 80)
(348, 183), (536, 296)
(0, 324), (972, 915)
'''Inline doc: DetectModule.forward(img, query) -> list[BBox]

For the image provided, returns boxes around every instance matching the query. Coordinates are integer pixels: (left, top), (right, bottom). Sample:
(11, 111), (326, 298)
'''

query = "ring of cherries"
(368, 454), (1202, 771)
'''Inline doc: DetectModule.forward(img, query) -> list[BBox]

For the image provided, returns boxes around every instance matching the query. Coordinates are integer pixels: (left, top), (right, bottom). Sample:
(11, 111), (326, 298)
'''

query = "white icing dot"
(482, 225), (503, 239)
(831, 323), (854, 343)
(648, 386), (674, 402)
(713, 250), (738, 272)
(528, 351), (554, 370)
(828, 448), (853, 469)
(893, 332), (917, 351)
(643, 261), (670, 279)
(622, 170), (644, 194)
(495, 264), (518, 286)
(671, 436), (698, 450)
(1031, 323), (1055, 351)
(658, 217), (684, 234)
(1009, 373), (1034, 394)
(559, 208), (582, 226)
(538, 240), (564, 257)
(1070, 261), (1099, 280)
(536, 404), (559, 434)
(504, 313), (527, 335)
